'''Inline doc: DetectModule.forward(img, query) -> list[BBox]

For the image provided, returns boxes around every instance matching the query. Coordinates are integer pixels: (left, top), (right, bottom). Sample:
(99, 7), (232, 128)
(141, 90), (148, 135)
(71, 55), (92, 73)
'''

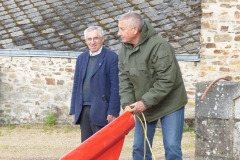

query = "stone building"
(0, 0), (239, 124)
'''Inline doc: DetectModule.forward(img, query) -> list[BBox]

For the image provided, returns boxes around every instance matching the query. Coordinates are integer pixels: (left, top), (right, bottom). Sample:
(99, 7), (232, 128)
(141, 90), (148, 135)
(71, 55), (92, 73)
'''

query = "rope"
(128, 109), (156, 160)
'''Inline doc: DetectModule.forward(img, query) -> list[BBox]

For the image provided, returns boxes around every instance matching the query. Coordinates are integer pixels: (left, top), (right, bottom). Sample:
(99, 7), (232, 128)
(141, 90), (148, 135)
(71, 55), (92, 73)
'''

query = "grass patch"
(41, 124), (79, 134)
(63, 125), (77, 133)
(2, 145), (10, 149)
(42, 125), (55, 134)
(6, 124), (16, 133)
(183, 124), (195, 133)
(44, 111), (56, 126)
(182, 142), (194, 150)
(7, 124), (16, 130)
(24, 124), (32, 129)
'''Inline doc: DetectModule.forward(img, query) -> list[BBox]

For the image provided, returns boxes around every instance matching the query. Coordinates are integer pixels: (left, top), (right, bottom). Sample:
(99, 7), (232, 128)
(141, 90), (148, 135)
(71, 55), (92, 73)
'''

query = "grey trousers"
(79, 106), (103, 142)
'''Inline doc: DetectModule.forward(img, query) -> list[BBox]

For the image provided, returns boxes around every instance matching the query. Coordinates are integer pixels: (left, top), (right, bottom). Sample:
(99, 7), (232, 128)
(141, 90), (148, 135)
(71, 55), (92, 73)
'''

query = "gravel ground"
(0, 124), (195, 160)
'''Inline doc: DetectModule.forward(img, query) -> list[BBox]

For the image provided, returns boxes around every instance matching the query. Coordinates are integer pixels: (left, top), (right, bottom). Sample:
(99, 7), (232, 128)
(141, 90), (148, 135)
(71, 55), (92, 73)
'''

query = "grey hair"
(84, 26), (104, 39)
(118, 12), (144, 31)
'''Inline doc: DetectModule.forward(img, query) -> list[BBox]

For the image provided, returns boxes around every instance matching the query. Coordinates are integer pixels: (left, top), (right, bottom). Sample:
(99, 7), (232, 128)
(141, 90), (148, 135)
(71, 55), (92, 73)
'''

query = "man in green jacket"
(117, 12), (188, 160)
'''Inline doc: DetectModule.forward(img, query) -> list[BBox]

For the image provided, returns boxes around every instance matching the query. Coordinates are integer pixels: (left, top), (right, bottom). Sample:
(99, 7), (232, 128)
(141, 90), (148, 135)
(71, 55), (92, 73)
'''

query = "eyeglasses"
(86, 37), (101, 42)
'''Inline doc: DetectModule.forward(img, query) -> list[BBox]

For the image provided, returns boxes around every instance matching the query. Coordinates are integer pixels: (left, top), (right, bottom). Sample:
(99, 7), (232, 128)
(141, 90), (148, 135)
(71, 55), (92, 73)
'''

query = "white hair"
(118, 12), (144, 31)
(84, 26), (104, 39)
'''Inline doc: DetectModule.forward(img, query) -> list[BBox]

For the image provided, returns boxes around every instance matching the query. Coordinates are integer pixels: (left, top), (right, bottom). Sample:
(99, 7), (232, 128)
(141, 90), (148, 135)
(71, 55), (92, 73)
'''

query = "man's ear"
(133, 26), (138, 34)
(101, 36), (105, 42)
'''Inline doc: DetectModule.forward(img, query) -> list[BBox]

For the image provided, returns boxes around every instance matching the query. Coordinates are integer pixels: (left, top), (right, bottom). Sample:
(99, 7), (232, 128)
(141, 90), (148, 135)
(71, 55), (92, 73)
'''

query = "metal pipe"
(200, 76), (232, 101)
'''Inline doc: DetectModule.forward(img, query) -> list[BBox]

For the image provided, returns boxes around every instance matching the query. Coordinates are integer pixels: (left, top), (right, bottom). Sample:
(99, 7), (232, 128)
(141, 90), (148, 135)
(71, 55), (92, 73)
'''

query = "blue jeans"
(132, 107), (185, 160)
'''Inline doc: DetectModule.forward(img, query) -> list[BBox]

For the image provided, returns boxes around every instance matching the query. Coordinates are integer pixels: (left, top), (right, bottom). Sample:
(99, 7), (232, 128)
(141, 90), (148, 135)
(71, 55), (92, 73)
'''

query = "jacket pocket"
(136, 62), (149, 78)
(154, 50), (173, 70)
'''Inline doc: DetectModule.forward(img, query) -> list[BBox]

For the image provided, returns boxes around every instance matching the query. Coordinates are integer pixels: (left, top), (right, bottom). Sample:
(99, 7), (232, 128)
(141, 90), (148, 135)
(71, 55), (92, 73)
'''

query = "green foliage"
(0, 130), (2, 136)
(183, 123), (195, 133)
(7, 124), (15, 130)
(63, 125), (72, 133)
(24, 125), (31, 129)
(7, 124), (15, 133)
(44, 111), (56, 126)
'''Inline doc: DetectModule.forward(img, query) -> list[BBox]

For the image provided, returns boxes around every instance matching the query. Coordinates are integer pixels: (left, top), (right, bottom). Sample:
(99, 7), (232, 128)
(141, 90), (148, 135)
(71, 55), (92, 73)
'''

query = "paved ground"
(0, 124), (195, 160)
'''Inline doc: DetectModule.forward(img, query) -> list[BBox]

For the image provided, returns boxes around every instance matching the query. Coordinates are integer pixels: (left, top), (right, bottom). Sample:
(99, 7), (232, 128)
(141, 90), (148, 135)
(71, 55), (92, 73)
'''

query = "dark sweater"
(82, 54), (99, 105)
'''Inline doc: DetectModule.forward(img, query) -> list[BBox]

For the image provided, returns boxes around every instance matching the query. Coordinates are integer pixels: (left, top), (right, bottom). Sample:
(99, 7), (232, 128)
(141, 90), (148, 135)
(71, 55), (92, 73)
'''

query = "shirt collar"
(89, 46), (103, 56)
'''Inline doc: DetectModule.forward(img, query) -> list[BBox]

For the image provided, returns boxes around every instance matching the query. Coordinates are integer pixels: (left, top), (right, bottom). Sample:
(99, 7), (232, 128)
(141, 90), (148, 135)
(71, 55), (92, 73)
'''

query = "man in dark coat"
(70, 26), (120, 142)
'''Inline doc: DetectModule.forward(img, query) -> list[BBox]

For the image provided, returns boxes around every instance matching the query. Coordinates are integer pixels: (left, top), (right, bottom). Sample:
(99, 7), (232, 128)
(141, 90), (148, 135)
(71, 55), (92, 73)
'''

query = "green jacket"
(118, 21), (188, 122)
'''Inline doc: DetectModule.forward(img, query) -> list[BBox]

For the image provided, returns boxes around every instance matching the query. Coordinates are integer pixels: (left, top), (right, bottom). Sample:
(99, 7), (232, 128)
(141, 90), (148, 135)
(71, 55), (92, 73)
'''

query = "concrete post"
(195, 81), (240, 160)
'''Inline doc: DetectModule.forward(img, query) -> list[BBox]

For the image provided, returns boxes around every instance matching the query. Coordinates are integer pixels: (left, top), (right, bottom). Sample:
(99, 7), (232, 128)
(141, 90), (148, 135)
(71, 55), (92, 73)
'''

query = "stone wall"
(0, 56), (76, 124)
(181, 0), (240, 120)
(0, 0), (240, 124)
(195, 81), (240, 159)
(0, 0), (202, 124)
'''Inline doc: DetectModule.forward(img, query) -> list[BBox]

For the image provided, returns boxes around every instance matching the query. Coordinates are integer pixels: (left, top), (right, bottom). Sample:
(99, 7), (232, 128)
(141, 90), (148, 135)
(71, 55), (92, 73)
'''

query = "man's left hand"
(107, 115), (116, 123)
(130, 101), (146, 114)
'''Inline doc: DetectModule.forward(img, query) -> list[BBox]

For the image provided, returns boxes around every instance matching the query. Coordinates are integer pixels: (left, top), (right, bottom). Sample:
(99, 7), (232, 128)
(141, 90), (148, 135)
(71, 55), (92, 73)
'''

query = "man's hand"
(124, 105), (132, 112)
(107, 115), (116, 123)
(130, 101), (146, 114)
